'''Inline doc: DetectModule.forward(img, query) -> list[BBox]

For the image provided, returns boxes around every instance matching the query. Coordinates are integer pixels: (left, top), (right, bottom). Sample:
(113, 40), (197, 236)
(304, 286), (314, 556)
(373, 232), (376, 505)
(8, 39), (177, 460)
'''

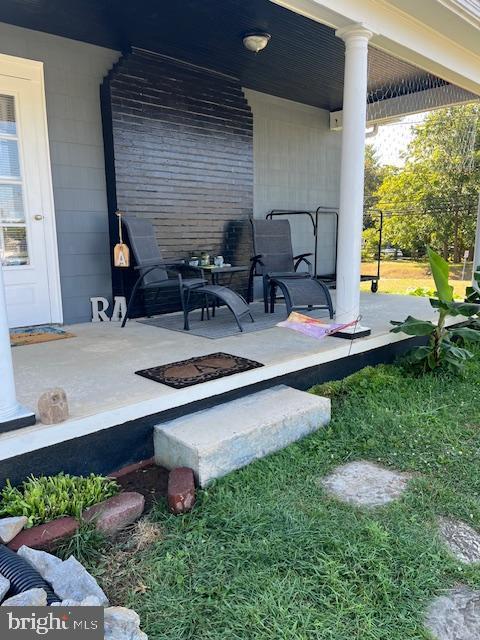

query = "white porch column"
(473, 192), (480, 276)
(334, 24), (373, 337)
(0, 264), (34, 430)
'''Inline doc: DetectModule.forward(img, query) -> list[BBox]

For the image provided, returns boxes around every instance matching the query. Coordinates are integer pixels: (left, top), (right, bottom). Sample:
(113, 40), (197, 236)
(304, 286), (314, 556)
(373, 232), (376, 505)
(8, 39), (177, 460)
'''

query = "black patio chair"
(120, 216), (253, 332)
(248, 218), (334, 318)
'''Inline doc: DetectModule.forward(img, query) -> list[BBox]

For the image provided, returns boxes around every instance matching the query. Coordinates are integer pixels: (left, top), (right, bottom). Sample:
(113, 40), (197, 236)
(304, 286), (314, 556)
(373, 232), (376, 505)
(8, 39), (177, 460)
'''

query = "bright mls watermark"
(0, 607), (103, 638)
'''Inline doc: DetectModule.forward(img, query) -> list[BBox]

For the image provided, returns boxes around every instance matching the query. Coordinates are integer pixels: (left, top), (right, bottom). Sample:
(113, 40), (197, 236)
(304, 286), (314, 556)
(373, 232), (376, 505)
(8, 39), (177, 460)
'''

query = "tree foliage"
(366, 103), (480, 261)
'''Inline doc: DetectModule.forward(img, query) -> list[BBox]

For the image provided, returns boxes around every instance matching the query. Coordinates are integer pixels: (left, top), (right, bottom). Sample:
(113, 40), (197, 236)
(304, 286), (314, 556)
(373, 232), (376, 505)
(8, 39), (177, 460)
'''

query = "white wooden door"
(0, 68), (59, 328)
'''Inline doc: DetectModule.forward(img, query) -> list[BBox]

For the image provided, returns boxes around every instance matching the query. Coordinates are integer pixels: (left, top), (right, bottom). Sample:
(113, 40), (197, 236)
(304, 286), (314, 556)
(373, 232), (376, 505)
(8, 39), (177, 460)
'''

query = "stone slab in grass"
(320, 460), (413, 507)
(438, 517), (480, 564)
(425, 586), (480, 640)
(82, 492), (145, 535)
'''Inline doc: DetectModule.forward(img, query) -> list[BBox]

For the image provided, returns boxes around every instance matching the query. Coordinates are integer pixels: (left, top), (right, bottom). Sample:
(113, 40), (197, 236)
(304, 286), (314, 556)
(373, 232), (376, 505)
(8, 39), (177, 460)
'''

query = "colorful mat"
(135, 352), (263, 389)
(10, 325), (75, 347)
(277, 311), (357, 340)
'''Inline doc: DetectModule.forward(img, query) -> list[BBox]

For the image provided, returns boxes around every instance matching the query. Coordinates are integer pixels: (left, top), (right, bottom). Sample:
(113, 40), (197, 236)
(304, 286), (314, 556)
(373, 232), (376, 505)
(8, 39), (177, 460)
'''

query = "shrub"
(407, 286), (435, 298)
(0, 473), (120, 527)
(391, 247), (480, 373)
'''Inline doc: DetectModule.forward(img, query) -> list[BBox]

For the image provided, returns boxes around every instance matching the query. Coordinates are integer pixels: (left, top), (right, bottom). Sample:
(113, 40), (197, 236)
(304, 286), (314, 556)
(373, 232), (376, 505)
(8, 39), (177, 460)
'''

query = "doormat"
(10, 325), (75, 347)
(135, 352), (263, 389)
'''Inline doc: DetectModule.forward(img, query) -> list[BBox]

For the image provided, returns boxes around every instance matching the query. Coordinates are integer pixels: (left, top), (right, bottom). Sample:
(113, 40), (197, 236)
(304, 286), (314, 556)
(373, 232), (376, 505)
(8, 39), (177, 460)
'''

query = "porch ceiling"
(0, 0), (449, 111)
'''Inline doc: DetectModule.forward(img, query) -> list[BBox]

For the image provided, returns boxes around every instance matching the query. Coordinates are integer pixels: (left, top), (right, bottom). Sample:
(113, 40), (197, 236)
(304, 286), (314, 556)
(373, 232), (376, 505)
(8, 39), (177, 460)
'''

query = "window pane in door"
(0, 184), (24, 223)
(0, 95), (16, 136)
(0, 139), (20, 178)
(1, 226), (28, 265)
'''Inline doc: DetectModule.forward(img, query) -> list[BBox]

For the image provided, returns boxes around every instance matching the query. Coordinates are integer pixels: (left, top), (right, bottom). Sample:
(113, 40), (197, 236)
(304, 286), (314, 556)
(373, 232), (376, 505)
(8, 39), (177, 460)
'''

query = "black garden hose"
(0, 544), (60, 605)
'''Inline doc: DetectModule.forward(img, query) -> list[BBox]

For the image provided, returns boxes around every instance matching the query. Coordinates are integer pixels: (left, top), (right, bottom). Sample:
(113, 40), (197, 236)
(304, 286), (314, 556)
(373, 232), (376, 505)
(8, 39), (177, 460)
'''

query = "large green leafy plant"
(0, 473), (120, 526)
(390, 247), (480, 372)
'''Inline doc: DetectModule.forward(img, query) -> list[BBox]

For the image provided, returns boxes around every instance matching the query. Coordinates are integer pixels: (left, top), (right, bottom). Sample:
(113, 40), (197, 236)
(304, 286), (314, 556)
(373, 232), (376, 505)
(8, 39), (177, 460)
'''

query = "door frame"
(0, 53), (62, 324)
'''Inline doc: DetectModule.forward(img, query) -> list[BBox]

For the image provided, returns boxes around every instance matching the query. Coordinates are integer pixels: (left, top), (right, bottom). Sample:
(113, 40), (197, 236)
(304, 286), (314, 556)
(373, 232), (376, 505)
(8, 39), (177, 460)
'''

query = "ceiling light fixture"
(242, 31), (271, 53)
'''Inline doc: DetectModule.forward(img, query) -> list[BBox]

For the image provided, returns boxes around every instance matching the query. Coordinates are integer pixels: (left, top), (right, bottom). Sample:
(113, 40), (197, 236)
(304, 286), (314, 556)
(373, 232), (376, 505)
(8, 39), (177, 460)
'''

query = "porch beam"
(0, 265), (35, 432)
(334, 24), (372, 336)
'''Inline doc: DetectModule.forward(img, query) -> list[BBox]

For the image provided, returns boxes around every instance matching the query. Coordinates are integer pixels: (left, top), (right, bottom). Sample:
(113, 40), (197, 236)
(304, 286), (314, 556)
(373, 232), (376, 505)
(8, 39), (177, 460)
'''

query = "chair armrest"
(134, 262), (166, 271)
(183, 264), (206, 278)
(294, 253), (313, 273)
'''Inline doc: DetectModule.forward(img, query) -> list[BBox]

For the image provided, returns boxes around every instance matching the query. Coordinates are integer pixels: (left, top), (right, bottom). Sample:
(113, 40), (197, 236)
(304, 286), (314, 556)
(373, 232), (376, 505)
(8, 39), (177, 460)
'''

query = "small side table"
(202, 266), (249, 315)
(204, 265), (249, 286)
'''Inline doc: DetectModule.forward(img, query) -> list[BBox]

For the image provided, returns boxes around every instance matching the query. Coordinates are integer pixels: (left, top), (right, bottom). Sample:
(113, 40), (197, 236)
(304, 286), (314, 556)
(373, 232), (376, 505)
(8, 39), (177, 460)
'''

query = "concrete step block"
(154, 385), (330, 486)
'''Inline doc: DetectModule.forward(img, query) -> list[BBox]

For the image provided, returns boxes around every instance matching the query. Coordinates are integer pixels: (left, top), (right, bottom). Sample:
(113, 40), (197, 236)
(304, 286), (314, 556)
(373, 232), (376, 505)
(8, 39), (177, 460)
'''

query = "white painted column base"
(0, 258), (36, 433)
(0, 404), (36, 435)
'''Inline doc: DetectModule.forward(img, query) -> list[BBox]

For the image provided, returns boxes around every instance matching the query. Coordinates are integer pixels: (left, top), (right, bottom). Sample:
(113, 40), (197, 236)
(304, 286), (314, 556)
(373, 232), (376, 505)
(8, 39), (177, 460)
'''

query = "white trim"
(437, 0), (480, 28)
(0, 53), (63, 324)
(270, 0), (480, 96)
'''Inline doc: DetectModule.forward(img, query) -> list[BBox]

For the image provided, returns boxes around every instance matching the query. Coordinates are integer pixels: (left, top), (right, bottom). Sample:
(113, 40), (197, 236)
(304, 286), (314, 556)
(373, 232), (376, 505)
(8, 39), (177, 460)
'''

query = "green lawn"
(89, 348), (480, 639)
(361, 259), (472, 298)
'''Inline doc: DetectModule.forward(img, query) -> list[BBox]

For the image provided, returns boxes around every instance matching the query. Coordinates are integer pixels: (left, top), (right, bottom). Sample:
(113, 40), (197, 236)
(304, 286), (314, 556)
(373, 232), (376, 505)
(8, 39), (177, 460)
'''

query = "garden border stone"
(8, 517), (79, 551)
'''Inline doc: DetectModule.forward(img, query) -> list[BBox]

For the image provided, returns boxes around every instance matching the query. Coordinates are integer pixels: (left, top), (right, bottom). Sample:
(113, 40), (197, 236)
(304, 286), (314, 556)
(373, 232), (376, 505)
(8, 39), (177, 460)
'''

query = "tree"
(372, 103), (480, 261)
(364, 144), (385, 207)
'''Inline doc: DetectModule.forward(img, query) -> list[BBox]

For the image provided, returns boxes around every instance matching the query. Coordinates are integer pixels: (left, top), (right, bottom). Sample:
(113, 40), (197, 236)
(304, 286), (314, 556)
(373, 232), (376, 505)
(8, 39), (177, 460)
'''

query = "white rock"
(0, 516), (28, 543)
(0, 575), (10, 602)
(104, 607), (148, 640)
(51, 599), (80, 607)
(51, 595), (103, 607)
(49, 556), (108, 606)
(17, 545), (62, 583)
(2, 588), (47, 607)
(80, 595), (102, 606)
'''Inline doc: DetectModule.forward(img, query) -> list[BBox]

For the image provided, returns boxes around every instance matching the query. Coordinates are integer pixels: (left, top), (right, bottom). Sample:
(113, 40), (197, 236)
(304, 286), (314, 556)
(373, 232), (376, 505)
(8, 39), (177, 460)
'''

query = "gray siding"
(246, 89), (342, 277)
(0, 22), (119, 323)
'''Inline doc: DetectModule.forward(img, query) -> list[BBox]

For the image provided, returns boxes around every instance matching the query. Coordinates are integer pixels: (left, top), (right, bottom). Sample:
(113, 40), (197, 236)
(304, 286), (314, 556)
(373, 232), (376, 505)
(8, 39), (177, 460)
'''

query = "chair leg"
(181, 286), (190, 331)
(263, 277), (269, 313)
(269, 283), (276, 313)
(247, 268), (253, 304)
(121, 276), (144, 328)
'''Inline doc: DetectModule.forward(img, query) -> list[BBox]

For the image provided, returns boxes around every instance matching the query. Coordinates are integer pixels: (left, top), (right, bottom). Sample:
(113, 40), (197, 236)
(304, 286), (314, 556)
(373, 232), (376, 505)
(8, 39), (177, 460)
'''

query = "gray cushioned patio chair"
(120, 216), (253, 332)
(249, 218), (334, 317)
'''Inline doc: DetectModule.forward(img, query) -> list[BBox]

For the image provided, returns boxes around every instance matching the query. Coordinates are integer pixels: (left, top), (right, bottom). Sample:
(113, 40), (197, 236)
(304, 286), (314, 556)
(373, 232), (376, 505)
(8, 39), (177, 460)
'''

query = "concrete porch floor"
(3, 293), (437, 462)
